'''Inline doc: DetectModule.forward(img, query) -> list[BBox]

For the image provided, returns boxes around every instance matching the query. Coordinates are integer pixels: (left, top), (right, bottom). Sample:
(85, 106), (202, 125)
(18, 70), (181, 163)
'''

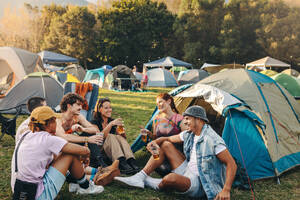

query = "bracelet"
(84, 137), (88, 146)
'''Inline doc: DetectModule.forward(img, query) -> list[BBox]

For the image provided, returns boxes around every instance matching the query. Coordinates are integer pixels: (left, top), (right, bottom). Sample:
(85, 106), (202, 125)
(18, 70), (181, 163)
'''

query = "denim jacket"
(182, 124), (226, 200)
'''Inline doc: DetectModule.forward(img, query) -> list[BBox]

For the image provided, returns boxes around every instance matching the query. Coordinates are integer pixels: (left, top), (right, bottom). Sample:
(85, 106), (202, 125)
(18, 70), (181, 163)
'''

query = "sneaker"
(144, 176), (162, 190)
(76, 181), (104, 194)
(69, 183), (79, 193)
(114, 172), (145, 188)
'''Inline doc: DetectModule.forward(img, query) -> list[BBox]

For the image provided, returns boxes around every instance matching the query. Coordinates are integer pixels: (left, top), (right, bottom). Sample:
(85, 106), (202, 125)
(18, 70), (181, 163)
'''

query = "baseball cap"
(30, 106), (61, 124)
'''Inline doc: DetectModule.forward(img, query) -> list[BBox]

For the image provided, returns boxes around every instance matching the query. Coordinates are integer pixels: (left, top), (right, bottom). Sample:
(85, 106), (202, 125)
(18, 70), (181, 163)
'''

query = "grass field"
(1, 88), (300, 199)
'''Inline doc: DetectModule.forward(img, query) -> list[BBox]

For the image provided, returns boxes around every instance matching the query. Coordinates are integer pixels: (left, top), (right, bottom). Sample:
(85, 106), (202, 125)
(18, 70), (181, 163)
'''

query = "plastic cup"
(151, 145), (159, 160)
(117, 125), (125, 135)
(141, 131), (147, 142)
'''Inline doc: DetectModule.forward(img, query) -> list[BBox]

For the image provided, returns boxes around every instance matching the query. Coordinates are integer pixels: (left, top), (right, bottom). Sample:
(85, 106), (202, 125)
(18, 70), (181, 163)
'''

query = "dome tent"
(105, 65), (136, 90)
(83, 68), (106, 88)
(0, 47), (44, 97)
(147, 68), (178, 87)
(64, 64), (86, 82)
(0, 72), (63, 114)
(177, 69), (209, 85)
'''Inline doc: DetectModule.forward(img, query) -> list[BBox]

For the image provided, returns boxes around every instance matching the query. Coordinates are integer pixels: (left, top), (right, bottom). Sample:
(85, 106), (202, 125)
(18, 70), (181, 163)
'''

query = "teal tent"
(83, 68), (106, 88)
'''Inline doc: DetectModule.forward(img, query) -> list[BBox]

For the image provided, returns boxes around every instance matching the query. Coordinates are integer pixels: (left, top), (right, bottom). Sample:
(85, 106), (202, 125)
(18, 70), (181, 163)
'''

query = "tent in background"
(201, 63), (220, 69)
(44, 65), (64, 72)
(83, 68), (106, 88)
(144, 56), (192, 69)
(260, 69), (278, 77)
(38, 50), (78, 64)
(64, 64), (86, 81)
(105, 65), (136, 90)
(0, 72), (63, 114)
(147, 68), (178, 87)
(271, 73), (300, 97)
(201, 63), (244, 74)
(0, 47), (44, 97)
(133, 72), (143, 81)
(177, 69), (209, 85)
(100, 65), (113, 75)
(246, 56), (290, 69)
(281, 69), (300, 77)
(53, 71), (80, 85)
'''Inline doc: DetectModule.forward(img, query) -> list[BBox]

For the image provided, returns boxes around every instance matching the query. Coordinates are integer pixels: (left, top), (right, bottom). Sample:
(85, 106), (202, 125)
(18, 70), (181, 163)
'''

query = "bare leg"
(159, 173), (191, 192)
(143, 141), (185, 175)
(51, 153), (85, 179)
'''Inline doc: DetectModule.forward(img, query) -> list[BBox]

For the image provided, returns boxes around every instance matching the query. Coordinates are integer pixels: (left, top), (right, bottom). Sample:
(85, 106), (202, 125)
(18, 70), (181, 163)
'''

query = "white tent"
(246, 56), (290, 69)
(144, 56), (192, 68)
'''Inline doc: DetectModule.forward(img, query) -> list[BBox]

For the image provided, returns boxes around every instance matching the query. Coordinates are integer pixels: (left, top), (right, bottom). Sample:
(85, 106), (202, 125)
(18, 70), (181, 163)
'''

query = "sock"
(90, 174), (96, 181)
(145, 176), (162, 190)
(77, 174), (89, 189)
(66, 171), (77, 183)
(138, 170), (147, 180)
(91, 167), (98, 175)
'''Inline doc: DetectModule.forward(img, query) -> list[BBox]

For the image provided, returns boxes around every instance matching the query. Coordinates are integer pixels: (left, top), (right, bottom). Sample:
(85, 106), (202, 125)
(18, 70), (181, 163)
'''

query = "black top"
(91, 117), (117, 135)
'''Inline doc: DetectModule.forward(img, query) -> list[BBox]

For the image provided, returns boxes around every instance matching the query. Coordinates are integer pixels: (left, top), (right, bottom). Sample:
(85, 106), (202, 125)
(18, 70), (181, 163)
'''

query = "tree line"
(1, 0), (299, 71)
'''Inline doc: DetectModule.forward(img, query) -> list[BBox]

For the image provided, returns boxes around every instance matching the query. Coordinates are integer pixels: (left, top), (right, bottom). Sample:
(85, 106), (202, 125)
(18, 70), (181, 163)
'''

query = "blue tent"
(144, 56), (192, 68)
(100, 65), (113, 75)
(83, 68), (106, 88)
(38, 50), (78, 64)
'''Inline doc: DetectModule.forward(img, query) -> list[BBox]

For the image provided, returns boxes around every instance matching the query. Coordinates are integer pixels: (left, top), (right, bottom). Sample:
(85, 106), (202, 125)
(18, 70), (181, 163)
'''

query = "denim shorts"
(172, 160), (205, 198)
(37, 166), (66, 200)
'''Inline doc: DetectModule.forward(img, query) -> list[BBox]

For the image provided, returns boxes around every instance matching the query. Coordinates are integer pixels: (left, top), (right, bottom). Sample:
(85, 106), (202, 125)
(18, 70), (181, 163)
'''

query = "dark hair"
(27, 97), (46, 113)
(156, 93), (179, 113)
(60, 93), (85, 112)
(93, 97), (111, 122)
(29, 117), (56, 133)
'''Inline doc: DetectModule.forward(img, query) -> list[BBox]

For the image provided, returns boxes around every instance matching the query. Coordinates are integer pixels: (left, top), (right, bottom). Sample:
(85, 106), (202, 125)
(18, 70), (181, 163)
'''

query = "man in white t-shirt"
(15, 97), (47, 143)
(114, 105), (237, 200)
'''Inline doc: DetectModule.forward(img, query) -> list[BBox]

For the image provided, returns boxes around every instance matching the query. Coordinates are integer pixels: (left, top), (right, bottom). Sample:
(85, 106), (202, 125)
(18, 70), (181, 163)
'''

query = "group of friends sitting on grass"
(11, 92), (237, 200)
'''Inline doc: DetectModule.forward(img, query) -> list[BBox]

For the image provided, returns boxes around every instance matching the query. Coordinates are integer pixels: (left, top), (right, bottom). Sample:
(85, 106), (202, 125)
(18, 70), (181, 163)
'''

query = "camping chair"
(63, 82), (99, 121)
(0, 105), (23, 141)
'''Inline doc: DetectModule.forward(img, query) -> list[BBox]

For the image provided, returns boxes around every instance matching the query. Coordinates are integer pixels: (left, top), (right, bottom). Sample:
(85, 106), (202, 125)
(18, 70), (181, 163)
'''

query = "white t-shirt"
(15, 118), (30, 144)
(11, 131), (67, 198)
(179, 132), (226, 176)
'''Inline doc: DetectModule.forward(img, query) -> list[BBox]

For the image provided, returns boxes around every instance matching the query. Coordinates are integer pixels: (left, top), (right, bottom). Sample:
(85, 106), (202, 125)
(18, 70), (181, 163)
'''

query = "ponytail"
(156, 93), (179, 113)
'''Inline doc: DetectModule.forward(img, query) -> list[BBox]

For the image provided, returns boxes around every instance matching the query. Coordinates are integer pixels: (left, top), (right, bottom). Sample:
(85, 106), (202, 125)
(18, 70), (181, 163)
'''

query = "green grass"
(1, 88), (300, 199)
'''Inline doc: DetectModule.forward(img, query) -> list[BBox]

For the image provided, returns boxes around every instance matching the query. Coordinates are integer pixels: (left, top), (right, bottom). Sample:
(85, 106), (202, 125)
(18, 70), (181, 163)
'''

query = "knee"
(160, 173), (177, 187)
(161, 141), (173, 151)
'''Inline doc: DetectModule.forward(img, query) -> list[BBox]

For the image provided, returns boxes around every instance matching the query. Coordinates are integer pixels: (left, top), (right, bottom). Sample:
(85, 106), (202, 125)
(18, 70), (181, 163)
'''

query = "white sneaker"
(144, 176), (161, 190)
(69, 183), (79, 193)
(114, 172), (145, 188)
(76, 181), (104, 194)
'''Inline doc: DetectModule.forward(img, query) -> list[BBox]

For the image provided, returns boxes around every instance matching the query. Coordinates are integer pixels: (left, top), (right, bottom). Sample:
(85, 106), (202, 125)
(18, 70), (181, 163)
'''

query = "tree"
(174, 0), (225, 67)
(97, 0), (175, 69)
(219, 0), (267, 64)
(43, 6), (96, 68)
(256, 0), (300, 66)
